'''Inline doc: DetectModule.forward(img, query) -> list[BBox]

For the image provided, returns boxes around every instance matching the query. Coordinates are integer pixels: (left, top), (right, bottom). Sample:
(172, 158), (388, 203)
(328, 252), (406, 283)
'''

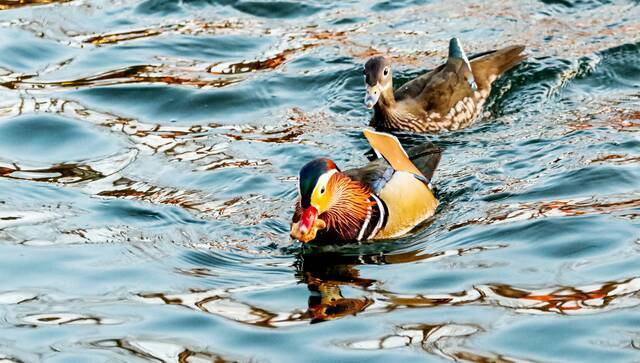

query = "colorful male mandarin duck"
(364, 38), (526, 132)
(290, 130), (440, 244)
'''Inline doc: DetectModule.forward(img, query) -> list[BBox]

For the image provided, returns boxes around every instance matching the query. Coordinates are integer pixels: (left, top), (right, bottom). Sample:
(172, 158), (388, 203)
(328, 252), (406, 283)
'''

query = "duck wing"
(409, 38), (478, 116)
(396, 40), (525, 115)
(394, 45), (497, 103)
(393, 63), (445, 102)
(344, 157), (393, 195)
(345, 131), (441, 193)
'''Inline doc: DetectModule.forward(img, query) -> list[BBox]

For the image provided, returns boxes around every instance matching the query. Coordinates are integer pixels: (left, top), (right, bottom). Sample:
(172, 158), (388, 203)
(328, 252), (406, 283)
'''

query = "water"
(0, 0), (639, 361)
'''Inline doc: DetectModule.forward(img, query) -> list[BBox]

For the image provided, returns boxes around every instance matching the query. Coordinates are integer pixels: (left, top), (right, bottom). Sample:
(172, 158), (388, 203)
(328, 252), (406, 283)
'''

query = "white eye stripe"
(312, 169), (337, 199)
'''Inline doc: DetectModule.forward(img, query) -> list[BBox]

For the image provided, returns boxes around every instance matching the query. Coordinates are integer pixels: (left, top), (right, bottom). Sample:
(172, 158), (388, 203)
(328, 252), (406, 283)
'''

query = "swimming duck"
(364, 38), (526, 133)
(290, 130), (440, 244)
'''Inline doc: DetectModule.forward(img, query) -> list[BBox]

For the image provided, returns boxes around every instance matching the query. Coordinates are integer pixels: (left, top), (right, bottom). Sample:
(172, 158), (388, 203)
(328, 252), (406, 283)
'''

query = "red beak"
(298, 206), (318, 235)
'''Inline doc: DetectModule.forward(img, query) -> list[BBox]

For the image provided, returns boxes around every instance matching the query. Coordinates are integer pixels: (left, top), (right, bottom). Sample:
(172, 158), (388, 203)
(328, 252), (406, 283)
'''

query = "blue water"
(0, 0), (639, 361)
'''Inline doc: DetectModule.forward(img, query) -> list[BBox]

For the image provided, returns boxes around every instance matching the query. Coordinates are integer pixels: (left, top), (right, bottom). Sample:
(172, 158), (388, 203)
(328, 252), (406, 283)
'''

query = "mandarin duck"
(290, 130), (440, 244)
(364, 38), (526, 132)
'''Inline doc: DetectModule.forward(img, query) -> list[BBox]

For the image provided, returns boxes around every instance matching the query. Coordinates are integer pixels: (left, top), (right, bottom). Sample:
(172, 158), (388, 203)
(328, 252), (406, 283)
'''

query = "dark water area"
(0, 0), (639, 361)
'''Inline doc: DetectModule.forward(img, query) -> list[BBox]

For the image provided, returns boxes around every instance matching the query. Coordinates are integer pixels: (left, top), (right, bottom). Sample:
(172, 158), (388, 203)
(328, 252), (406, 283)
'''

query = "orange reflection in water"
(207, 44), (316, 75)
(138, 285), (310, 329)
(0, 97), (310, 226)
(299, 257), (375, 323)
(136, 245), (503, 326)
(568, 109), (640, 132)
(1, 64), (240, 90)
(483, 277), (640, 314)
(0, 0), (70, 10)
(139, 258), (640, 328)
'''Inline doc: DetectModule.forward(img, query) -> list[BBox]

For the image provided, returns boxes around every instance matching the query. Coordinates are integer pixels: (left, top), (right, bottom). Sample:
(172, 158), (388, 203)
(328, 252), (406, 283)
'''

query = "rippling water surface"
(0, 0), (639, 361)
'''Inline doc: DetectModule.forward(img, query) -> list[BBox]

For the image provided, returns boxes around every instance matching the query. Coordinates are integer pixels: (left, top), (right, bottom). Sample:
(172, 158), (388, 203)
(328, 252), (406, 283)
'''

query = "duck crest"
(320, 173), (374, 240)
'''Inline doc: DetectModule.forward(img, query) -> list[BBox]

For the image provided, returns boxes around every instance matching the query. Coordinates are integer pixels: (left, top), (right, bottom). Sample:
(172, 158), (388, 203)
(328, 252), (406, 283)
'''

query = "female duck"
(290, 130), (440, 244)
(364, 38), (526, 133)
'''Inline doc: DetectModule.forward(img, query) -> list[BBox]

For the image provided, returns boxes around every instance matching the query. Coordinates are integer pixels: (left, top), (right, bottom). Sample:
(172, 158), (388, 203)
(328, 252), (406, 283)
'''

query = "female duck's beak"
(291, 206), (326, 243)
(365, 85), (380, 109)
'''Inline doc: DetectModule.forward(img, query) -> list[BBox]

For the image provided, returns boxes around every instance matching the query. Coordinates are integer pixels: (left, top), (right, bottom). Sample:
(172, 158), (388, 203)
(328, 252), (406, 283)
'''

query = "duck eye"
(383, 67), (389, 76)
(320, 186), (325, 194)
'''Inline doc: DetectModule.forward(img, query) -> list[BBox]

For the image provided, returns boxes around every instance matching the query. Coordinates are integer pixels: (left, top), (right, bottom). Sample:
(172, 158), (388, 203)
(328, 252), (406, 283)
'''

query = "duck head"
(291, 158), (374, 243)
(290, 158), (339, 243)
(364, 56), (393, 109)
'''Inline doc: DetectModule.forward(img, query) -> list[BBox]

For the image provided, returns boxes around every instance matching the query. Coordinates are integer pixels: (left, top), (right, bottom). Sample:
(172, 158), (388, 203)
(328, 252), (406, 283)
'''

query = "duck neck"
(377, 83), (396, 109)
(321, 173), (373, 240)
(373, 84), (398, 126)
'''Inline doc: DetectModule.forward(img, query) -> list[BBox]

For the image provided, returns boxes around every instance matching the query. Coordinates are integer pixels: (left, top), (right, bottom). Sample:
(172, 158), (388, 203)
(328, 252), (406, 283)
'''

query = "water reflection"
(1, 0), (639, 360)
(295, 252), (375, 323)
(84, 26), (182, 46)
(0, 291), (38, 304)
(481, 277), (640, 315)
(0, 0), (70, 10)
(136, 245), (493, 326)
(138, 242), (640, 332)
(296, 244), (509, 321)
(89, 338), (238, 363)
(137, 268), (309, 328)
(1, 64), (241, 90)
(20, 312), (121, 326)
(0, 149), (135, 184)
(0, 355), (23, 363)
(4, 96), (305, 167)
(342, 323), (532, 362)
(0, 25), (353, 92)
(207, 45), (316, 75)
(451, 194), (640, 230)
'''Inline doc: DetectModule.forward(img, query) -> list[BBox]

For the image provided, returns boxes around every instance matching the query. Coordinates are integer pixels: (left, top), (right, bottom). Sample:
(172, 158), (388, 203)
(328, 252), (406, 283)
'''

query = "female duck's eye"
(383, 67), (389, 76)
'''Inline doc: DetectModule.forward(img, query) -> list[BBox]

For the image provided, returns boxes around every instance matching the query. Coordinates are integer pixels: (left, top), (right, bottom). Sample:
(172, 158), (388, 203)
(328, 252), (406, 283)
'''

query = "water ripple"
(0, 0), (639, 361)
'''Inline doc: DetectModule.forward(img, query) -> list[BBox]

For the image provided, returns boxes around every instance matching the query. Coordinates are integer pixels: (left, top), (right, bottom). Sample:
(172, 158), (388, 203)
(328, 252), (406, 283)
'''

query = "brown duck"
(290, 130), (440, 244)
(364, 38), (526, 133)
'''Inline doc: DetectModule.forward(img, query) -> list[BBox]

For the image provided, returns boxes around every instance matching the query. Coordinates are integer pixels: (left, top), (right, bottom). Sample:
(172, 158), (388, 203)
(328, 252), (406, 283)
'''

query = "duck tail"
(470, 44), (526, 88)
(406, 142), (441, 182)
(447, 37), (478, 90)
(448, 37), (469, 61)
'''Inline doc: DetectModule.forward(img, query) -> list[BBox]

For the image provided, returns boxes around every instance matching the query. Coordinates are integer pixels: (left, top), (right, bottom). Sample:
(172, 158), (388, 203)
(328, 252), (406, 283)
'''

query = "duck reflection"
(295, 251), (376, 323)
(138, 244), (640, 328)
(294, 244), (470, 322)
